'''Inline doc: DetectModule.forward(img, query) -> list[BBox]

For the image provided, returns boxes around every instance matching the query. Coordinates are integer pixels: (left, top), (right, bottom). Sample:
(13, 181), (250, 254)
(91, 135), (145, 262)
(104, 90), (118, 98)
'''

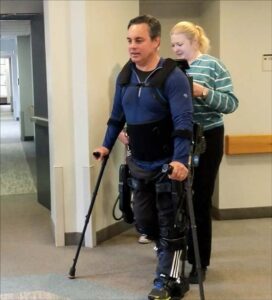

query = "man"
(94, 15), (193, 300)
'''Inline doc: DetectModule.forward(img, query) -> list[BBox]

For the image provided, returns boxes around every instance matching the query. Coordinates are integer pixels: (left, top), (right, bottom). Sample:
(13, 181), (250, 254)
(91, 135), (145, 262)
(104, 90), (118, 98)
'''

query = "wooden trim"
(212, 206), (272, 220)
(225, 134), (272, 155)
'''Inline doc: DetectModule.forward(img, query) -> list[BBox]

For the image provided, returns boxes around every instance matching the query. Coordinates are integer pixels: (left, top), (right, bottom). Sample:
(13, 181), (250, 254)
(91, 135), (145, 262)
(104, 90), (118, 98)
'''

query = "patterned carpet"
(0, 142), (36, 195)
(0, 290), (68, 300)
(0, 106), (36, 195)
(0, 274), (147, 300)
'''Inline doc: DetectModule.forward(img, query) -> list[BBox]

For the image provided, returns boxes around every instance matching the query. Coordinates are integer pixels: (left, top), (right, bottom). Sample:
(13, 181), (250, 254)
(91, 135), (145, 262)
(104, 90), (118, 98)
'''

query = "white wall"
(17, 35), (34, 139)
(86, 0), (139, 233)
(68, 1), (93, 246)
(44, 0), (139, 246)
(43, 0), (76, 245)
(140, 1), (202, 58)
(218, 0), (272, 209)
(201, 1), (220, 57)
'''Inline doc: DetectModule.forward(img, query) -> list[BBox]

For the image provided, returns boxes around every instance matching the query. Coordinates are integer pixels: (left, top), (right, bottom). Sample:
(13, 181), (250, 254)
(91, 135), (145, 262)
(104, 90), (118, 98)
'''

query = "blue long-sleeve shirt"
(103, 58), (193, 170)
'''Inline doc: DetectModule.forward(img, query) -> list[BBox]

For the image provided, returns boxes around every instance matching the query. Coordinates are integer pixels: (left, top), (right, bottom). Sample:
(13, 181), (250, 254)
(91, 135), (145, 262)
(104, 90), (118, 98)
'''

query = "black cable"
(112, 195), (123, 221)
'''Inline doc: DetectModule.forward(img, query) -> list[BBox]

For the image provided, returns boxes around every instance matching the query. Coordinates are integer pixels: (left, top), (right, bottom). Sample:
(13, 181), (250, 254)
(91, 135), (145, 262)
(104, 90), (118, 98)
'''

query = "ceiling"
(0, 0), (43, 14)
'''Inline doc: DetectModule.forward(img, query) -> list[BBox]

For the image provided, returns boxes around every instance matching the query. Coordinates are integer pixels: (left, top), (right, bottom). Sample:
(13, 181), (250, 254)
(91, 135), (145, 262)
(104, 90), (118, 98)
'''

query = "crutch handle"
(93, 151), (109, 161)
(93, 151), (101, 159)
(162, 164), (173, 175)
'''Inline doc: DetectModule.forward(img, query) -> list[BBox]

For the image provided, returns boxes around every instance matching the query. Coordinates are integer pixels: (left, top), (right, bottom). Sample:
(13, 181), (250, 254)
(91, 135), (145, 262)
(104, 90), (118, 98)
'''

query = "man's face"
(127, 23), (160, 67)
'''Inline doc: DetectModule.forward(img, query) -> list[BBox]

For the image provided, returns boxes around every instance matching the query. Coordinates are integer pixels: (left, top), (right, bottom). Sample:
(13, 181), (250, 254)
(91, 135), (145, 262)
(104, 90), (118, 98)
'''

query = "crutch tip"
(68, 267), (76, 279)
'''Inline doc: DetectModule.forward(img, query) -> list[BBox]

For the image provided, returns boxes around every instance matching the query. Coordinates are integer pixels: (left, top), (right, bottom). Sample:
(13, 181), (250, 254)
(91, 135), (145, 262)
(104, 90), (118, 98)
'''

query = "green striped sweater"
(188, 54), (239, 131)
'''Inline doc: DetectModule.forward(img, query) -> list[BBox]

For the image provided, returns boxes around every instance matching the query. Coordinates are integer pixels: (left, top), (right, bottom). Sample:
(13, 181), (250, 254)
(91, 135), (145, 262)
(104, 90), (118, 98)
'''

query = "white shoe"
(138, 234), (152, 244)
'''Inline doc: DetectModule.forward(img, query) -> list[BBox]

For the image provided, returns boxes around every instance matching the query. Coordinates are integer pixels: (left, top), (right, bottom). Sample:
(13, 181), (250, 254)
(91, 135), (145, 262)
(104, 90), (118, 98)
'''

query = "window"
(0, 57), (11, 104)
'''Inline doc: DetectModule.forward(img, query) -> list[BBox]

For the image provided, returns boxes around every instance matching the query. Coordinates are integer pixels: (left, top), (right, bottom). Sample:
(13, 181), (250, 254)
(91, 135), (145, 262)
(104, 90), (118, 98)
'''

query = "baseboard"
(65, 232), (83, 246)
(212, 206), (272, 220)
(96, 221), (133, 244)
(62, 207), (271, 245)
(23, 136), (34, 141)
(64, 221), (132, 246)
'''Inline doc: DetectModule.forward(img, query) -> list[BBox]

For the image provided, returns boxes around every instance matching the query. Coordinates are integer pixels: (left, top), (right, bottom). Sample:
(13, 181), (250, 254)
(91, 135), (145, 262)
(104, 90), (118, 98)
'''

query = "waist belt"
(127, 116), (173, 161)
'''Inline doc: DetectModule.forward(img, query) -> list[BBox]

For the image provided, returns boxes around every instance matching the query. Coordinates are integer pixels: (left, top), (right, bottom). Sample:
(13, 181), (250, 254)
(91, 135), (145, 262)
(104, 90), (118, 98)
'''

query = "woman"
(170, 21), (239, 284)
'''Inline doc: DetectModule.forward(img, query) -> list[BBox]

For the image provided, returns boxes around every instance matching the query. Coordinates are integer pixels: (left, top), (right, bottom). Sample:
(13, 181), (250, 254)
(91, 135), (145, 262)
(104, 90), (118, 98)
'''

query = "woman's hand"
(118, 131), (129, 145)
(193, 82), (208, 98)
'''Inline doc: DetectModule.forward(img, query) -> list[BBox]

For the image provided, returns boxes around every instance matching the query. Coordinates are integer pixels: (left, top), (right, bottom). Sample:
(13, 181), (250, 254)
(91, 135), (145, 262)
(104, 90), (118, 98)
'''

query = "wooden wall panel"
(225, 135), (272, 155)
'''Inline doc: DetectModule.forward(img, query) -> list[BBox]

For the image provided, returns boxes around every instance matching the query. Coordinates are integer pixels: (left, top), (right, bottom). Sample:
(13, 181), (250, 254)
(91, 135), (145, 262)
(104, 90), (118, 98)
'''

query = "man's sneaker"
(148, 276), (171, 300)
(188, 264), (207, 284)
(138, 234), (152, 244)
(148, 286), (171, 300)
(148, 274), (189, 300)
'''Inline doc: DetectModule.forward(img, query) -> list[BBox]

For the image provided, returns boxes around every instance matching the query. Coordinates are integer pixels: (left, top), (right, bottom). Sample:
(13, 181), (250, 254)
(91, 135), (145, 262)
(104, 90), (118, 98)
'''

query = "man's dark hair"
(128, 15), (161, 39)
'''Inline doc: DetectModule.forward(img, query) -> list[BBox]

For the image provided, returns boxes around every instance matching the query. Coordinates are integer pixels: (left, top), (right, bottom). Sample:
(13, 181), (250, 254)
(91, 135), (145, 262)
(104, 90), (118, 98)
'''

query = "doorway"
(0, 57), (12, 106)
(0, 12), (50, 210)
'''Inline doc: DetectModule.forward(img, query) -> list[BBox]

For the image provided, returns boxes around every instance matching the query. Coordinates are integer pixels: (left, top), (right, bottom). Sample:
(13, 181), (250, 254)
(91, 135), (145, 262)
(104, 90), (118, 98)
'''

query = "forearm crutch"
(164, 164), (205, 300)
(68, 153), (109, 279)
(185, 172), (205, 300)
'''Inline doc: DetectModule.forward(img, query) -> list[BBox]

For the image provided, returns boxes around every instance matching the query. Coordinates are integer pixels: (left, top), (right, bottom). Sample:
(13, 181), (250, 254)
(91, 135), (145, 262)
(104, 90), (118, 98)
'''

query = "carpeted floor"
(0, 290), (68, 300)
(1, 193), (271, 300)
(0, 105), (36, 195)
(0, 142), (36, 195)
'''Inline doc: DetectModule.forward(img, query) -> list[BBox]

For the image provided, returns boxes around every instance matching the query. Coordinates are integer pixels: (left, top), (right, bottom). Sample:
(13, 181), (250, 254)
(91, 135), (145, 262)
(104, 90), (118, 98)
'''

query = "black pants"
(187, 126), (224, 268)
(132, 176), (183, 279)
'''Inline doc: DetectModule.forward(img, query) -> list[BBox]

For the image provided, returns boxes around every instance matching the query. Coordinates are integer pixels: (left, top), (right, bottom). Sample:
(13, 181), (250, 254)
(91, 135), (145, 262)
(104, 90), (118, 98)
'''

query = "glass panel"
(0, 58), (10, 97)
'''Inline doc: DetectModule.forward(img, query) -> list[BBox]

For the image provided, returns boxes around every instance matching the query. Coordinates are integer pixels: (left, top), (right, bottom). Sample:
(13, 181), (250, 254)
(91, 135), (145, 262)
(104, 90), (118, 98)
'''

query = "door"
(31, 14), (51, 210)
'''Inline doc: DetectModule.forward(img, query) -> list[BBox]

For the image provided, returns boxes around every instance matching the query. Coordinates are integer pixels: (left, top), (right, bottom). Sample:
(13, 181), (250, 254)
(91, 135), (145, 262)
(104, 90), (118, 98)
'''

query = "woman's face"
(170, 33), (197, 61)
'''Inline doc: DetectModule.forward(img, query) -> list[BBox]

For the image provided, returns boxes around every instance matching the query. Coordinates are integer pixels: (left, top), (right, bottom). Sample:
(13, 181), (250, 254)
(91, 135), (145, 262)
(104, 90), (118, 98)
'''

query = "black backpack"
(118, 58), (192, 107)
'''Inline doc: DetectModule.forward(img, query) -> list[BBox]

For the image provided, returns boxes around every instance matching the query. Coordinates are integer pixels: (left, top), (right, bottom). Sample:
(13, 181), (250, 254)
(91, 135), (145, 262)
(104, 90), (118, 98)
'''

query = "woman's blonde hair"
(170, 21), (210, 54)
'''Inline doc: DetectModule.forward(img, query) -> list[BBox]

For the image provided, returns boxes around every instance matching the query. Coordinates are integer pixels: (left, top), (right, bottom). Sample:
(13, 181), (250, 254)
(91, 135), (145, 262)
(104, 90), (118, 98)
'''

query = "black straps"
(118, 58), (177, 89)
(172, 129), (192, 140)
(107, 117), (124, 130)
(149, 58), (177, 88)
(118, 60), (133, 85)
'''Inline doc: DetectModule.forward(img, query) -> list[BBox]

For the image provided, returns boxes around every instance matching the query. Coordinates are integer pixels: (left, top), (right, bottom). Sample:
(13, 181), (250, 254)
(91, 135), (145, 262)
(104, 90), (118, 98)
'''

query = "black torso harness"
(118, 58), (192, 162)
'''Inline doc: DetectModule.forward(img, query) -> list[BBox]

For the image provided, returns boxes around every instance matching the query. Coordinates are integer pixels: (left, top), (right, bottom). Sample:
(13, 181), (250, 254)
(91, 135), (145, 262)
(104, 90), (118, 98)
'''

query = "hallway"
(0, 105), (272, 300)
(0, 105), (36, 196)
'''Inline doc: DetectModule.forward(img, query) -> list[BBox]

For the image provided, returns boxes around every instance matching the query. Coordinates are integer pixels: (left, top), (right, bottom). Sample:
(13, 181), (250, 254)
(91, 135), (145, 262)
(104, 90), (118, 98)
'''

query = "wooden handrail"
(225, 134), (272, 155)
